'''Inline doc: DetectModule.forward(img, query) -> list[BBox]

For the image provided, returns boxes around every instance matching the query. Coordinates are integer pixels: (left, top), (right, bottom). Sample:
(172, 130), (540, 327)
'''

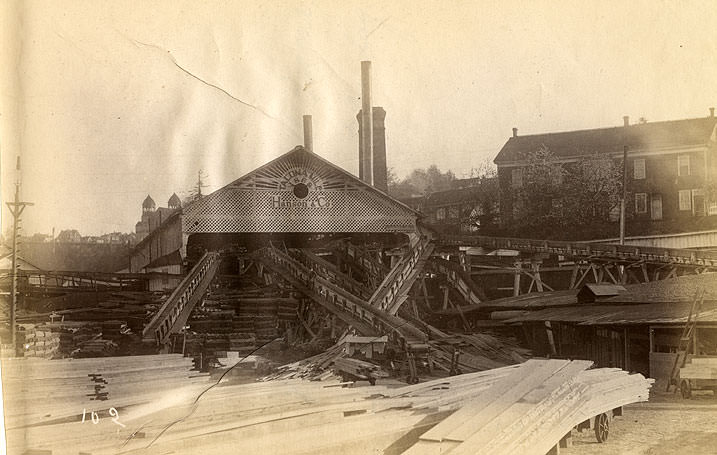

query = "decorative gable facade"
(130, 146), (418, 273)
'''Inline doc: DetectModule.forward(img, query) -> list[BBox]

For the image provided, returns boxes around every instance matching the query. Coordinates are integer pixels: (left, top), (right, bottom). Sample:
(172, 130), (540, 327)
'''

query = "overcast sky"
(2, 0), (717, 236)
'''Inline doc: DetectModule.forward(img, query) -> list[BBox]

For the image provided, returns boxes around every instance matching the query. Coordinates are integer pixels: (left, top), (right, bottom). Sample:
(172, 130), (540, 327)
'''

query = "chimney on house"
(623, 116), (630, 127)
(358, 61), (374, 186)
(710, 107), (715, 118)
(512, 127), (518, 138)
(303, 115), (313, 152)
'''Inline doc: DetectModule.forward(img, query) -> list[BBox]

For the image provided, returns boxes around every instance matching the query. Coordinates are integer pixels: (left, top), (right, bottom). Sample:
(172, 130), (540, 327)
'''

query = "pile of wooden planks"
(405, 359), (653, 455)
(3, 358), (652, 455)
(1, 354), (209, 432)
(181, 275), (299, 360)
(332, 357), (389, 384)
(428, 332), (531, 373)
(260, 341), (346, 381)
(21, 325), (61, 358)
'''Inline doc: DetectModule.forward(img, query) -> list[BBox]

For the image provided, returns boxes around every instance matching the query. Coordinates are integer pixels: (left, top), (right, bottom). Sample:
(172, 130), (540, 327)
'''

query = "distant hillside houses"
(27, 230), (136, 245)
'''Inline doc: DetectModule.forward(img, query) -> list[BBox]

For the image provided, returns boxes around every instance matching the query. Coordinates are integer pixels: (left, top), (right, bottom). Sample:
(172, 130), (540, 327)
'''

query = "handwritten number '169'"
(82, 407), (125, 427)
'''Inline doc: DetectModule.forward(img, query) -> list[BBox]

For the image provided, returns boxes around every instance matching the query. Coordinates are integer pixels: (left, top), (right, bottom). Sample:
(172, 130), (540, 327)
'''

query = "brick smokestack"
(357, 107), (388, 192)
(359, 61), (373, 185)
(371, 107), (387, 192)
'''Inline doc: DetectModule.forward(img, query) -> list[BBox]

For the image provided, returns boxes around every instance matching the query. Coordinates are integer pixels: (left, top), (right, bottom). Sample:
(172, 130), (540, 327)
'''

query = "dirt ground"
(563, 389), (717, 455)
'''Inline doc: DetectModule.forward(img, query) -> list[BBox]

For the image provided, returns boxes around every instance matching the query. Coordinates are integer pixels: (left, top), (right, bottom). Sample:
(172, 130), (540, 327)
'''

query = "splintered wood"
(3, 358), (652, 455)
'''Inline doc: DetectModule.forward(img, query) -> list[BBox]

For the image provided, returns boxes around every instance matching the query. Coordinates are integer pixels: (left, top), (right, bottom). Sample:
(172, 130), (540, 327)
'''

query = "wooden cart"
(574, 407), (623, 444)
(678, 355), (717, 398)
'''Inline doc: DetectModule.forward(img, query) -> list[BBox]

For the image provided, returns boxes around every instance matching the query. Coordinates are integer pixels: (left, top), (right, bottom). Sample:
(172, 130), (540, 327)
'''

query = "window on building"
(709, 201), (717, 216)
(448, 205), (459, 219)
(650, 194), (663, 220)
(436, 207), (446, 220)
(633, 158), (646, 180)
(679, 189), (692, 211)
(678, 155), (690, 176)
(608, 204), (620, 222)
(511, 168), (523, 187)
(551, 166), (564, 185)
(635, 193), (647, 214)
(693, 189), (706, 216)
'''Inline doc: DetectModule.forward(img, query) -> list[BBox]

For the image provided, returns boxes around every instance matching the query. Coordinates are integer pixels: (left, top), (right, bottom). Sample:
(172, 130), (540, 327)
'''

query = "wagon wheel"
(681, 380), (692, 399)
(594, 413), (609, 443)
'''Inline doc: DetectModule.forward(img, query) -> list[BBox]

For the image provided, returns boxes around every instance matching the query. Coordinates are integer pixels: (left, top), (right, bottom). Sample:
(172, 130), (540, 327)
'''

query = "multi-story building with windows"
(494, 110), (717, 239)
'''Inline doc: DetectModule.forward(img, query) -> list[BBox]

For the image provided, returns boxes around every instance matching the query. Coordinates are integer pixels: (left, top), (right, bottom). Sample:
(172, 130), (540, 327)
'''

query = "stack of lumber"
(19, 322), (102, 358)
(680, 356), (717, 379)
(404, 359), (653, 455)
(333, 357), (389, 382)
(22, 326), (61, 358)
(72, 338), (119, 357)
(428, 332), (531, 373)
(182, 276), (298, 360)
(4, 359), (652, 455)
(1, 353), (209, 431)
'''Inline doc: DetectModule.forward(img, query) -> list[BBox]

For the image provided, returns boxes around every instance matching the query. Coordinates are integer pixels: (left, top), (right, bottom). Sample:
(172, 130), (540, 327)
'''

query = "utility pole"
(6, 156), (33, 353)
(619, 144), (627, 245)
(620, 116), (629, 245)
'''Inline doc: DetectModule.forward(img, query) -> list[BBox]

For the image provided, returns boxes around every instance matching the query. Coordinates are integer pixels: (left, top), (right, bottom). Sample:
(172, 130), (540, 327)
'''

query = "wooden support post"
(649, 327), (654, 354)
(532, 261), (544, 292)
(421, 277), (431, 311)
(591, 264), (600, 284)
(545, 321), (557, 357)
(603, 264), (618, 284)
(411, 298), (420, 319)
(447, 295), (471, 332)
(623, 327), (630, 371)
(569, 264), (579, 289)
(574, 264), (593, 289)
(442, 286), (450, 310)
(513, 261), (522, 297)
(641, 263), (650, 283)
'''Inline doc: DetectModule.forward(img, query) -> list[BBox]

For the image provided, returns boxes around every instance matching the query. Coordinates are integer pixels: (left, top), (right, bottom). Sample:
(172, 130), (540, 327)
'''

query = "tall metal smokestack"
(359, 61), (373, 185)
(303, 115), (313, 152)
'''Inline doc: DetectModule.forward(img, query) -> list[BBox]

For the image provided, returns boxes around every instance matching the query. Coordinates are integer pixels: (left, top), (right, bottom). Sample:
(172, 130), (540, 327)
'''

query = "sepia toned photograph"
(1, 1), (716, 454)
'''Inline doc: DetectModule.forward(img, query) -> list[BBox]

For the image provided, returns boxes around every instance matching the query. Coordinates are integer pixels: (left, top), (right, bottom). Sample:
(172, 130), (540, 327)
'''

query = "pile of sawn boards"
(1, 354), (209, 433)
(6, 358), (652, 455)
(183, 285), (298, 358)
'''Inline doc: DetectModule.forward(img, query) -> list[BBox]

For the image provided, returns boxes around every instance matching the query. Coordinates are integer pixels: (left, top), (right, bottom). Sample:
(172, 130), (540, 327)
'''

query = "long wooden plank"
(419, 359), (567, 443)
